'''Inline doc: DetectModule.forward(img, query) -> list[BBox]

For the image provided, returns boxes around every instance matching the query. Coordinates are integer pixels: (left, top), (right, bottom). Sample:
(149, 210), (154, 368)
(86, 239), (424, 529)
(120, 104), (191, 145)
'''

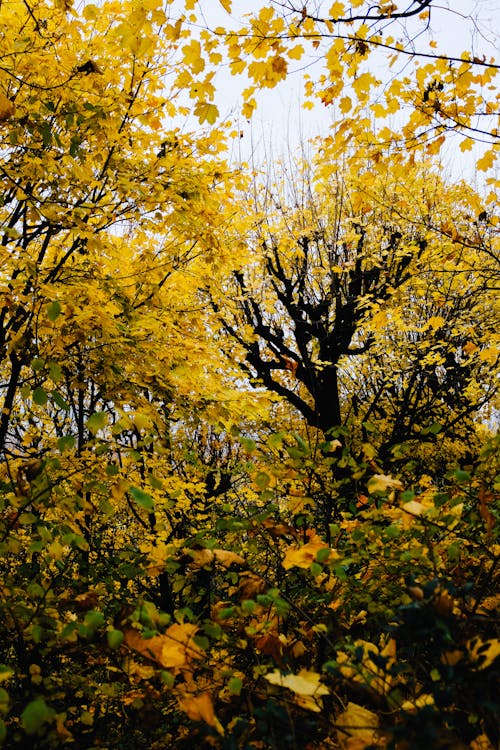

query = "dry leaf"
(264, 669), (329, 712)
(178, 690), (224, 735)
(367, 474), (403, 494)
(0, 92), (15, 121)
(213, 548), (246, 567)
(335, 702), (379, 749)
(124, 623), (203, 670)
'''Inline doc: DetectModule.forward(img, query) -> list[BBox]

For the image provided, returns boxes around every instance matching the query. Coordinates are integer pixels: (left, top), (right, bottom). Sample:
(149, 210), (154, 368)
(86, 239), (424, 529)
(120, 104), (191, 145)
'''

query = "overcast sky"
(171, 1), (499, 182)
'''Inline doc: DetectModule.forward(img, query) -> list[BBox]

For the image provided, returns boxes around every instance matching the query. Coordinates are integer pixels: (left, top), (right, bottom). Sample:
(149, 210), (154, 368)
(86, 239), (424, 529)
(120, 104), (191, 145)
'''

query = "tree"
(0, 1), (498, 748)
(0, 0), (255, 744)
(181, 1), (499, 167)
(210, 152), (499, 468)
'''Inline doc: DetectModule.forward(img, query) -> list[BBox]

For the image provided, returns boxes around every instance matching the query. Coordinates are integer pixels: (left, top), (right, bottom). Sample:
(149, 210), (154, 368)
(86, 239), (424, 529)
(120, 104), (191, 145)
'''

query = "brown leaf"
(255, 634), (284, 664)
(0, 92), (15, 122)
(237, 572), (267, 601)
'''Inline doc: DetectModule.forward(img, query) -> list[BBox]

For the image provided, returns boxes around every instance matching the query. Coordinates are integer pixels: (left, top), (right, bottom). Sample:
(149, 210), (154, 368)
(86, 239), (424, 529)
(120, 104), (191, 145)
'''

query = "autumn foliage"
(0, 0), (499, 748)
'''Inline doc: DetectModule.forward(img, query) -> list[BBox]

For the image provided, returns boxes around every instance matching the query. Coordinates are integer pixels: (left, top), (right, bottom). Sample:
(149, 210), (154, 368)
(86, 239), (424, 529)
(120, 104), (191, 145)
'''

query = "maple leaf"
(194, 102), (219, 125)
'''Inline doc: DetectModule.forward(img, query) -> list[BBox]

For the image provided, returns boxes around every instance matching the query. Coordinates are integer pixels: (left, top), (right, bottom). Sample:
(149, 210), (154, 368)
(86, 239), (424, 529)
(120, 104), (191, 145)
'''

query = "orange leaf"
(178, 691), (224, 735)
(124, 623), (203, 670)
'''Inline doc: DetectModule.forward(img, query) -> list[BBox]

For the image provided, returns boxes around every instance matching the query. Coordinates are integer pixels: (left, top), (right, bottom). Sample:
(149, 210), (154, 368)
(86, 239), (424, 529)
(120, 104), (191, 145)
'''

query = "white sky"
(171, 1), (499, 183)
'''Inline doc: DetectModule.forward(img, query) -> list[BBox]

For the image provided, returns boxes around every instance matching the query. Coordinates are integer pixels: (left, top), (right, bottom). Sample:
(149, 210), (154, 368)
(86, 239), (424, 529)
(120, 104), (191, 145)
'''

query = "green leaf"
(83, 611), (105, 631)
(80, 710), (93, 726)
(254, 471), (270, 489)
(240, 437), (256, 452)
(310, 562), (322, 577)
(228, 676), (243, 695)
(129, 486), (154, 511)
(285, 446), (304, 459)
(51, 391), (69, 410)
(31, 358), (45, 372)
(86, 412), (107, 435)
(21, 384), (31, 400)
(48, 362), (62, 383)
(47, 301), (61, 321)
(32, 387), (48, 406)
(316, 547), (331, 563)
(107, 629), (124, 649)
(268, 432), (286, 449)
(21, 698), (54, 734)
(294, 433), (310, 454)
(62, 533), (89, 551)
(57, 435), (75, 452)
(160, 671), (175, 688)
(425, 421), (442, 435)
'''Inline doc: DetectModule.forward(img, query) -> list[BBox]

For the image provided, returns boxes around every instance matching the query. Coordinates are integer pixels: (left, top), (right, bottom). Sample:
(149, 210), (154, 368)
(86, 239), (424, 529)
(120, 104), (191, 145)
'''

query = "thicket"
(0, 0), (499, 748)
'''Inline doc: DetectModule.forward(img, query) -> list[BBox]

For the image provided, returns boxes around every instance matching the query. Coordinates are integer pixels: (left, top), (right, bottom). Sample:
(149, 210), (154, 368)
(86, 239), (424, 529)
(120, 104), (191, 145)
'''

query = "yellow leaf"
(467, 637), (500, 670)
(367, 474), (403, 494)
(213, 548), (246, 567)
(282, 531), (331, 570)
(426, 315), (445, 330)
(258, 6), (274, 22)
(459, 138), (474, 152)
(402, 500), (425, 516)
(124, 623), (203, 670)
(264, 669), (329, 712)
(476, 149), (495, 171)
(337, 639), (396, 695)
(401, 693), (434, 713)
(335, 702), (379, 749)
(218, 0), (231, 11)
(194, 102), (219, 125)
(463, 340), (478, 355)
(371, 102), (387, 118)
(479, 346), (498, 365)
(329, 1), (345, 16)
(340, 96), (352, 114)
(178, 691), (224, 734)
(288, 45), (304, 61)
(471, 734), (496, 750)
